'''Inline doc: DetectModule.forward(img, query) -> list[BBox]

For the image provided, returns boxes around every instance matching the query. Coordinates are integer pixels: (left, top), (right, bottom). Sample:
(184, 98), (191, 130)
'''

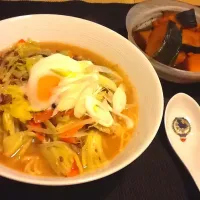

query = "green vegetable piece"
(15, 137), (32, 159)
(2, 112), (15, 135)
(82, 131), (107, 171)
(51, 68), (69, 77)
(98, 74), (117, 91)
(25, 55), (43, 71)
(0, 85), (32, 122)
(3, 133), (23, 157)
(40, 142), (83, 176)
(59, 50), (70, 56)
(96, 91), (107, 101)
(16, 41), (41, 58)
(44, 120), (57, 132)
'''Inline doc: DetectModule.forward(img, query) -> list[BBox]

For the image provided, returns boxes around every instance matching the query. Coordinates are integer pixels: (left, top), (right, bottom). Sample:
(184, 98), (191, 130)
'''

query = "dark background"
(0, 1), (200, 200)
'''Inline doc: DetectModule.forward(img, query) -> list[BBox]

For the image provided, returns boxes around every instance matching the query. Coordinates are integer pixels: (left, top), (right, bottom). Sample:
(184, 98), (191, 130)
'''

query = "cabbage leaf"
(40, 142), (83, 176)
(3, 131), (34, 157)
(0, 85), (32, 122)
(82, 131), (107, 171)
(2, 112), (15, 135)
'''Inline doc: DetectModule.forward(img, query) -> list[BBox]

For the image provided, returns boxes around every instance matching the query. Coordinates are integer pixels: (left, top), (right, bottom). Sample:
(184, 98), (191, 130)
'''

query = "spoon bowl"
(165, 93), (200, 190)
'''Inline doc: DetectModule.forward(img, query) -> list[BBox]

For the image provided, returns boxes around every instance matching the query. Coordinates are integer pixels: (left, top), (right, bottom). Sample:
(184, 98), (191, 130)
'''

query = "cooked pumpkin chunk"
(133, 30), (152, 50)
(185, 53), (200, 72)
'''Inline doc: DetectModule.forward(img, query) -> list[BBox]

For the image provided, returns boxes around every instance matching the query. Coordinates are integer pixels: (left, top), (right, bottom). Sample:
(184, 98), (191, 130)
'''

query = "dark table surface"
(0, 1), (200, 200)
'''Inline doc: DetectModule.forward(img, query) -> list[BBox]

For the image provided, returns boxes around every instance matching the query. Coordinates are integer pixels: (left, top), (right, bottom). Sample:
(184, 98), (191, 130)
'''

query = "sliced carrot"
(17, 39), (25, 44)
(33, 109), (53, 123)
(65, 109), (74, 116)
(28, 120), (42, 128)
(60, 137), (77, 144)
(58, 118), (94, 135)
(67, 160), (79, 177)
(28, 121), (45, 142)
(35, 133), (45, 142)
(68, 168), (79, 177)
(59, 124), (84, 138)
(56, 109), (74, 118)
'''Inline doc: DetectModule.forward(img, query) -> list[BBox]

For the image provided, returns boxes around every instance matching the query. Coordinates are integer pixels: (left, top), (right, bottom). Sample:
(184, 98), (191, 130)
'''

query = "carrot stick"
(28, 121), (45, 142)
(17, 39), (25, 44)
(28, 120), (42, 128)
(58, 118), (95, 135)
(59, 125), (84, 138)
(35, 133), (45, 142)
(65, 109), (74, 116)
(33, 109), (53, 123)
(67, 160), (79, 177)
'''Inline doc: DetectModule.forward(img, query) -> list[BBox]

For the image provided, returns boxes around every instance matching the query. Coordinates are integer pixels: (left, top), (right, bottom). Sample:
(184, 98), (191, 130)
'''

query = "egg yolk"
(37, 75), (61, 101)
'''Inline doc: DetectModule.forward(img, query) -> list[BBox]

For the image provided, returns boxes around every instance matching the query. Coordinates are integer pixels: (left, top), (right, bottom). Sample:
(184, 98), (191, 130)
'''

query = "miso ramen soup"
(0, 39), (138, 177)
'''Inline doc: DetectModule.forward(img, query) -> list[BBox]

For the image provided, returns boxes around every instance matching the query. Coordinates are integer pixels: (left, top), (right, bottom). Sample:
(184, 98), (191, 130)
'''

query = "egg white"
(26, 54), (84, 111)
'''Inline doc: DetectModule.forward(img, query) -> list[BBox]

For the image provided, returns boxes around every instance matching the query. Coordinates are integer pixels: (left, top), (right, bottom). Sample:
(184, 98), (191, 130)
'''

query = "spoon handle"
(187, 163), (200, 191)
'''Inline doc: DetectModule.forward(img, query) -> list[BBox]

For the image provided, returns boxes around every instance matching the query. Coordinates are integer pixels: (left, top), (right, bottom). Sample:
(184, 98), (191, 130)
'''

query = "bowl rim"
(0, 14), (164, 185)
(126, 0), (200, 78)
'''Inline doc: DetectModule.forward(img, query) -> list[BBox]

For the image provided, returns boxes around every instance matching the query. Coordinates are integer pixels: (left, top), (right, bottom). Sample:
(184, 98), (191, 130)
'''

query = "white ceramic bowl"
(0, 14), (163, 185)
(126, 0), (200, 83)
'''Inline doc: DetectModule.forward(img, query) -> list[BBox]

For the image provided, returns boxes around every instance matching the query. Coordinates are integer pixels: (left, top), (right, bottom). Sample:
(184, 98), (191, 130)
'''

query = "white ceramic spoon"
(165, 93), (200, 191)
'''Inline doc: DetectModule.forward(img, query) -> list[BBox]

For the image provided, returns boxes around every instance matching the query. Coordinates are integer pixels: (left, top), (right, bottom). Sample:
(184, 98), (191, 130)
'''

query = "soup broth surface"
(0, 42), (138, 177)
